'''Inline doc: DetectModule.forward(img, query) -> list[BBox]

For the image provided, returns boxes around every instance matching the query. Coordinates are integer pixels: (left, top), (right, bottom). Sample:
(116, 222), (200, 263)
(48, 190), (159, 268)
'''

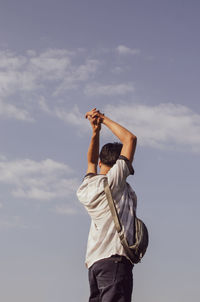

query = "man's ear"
(99, 160), (102, 168)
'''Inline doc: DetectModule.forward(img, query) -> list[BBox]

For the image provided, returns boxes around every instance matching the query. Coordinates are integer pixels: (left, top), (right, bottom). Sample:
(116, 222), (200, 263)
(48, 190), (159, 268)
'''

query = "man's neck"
(99, 165), (111, 175)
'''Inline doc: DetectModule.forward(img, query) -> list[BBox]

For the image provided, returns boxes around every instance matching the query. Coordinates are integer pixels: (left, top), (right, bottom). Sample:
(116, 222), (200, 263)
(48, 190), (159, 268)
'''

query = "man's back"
(77, 156), (137, 268)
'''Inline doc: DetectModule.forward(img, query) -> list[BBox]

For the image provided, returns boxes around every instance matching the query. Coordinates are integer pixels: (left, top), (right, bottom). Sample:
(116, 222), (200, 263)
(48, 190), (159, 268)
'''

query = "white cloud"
(0, 50), (27, 70)
(53, 102), (200, 153)
(85, 83), (135, 96)
(53, 59), (100, 95)
(116, 45), (140, 55)
(38, 102), (89, 132)
(54, 105), (88, 129)
(104, 103), (200, 152)
(29, 49), (72, 81)
(0, 49), (74, 99)
(38, 96), (52, 114)
(0, 70), (37, 98)
(0, 158), (79, 201)
(0, 49), (100, 121)
(0, 100), (34, 121)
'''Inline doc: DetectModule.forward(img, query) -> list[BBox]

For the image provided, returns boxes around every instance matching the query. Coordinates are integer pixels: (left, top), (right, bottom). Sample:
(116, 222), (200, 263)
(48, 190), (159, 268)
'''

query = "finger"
(91, 110), (100, 117)
(96, 117), (102, 125)
(91, 113), (99, 119)
(88, 116), (96, 123)
(85, 108), (96, 119)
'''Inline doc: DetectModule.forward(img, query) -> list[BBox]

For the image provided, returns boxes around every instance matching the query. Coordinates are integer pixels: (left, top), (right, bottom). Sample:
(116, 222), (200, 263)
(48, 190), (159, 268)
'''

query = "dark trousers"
(88, 255), (133, 302)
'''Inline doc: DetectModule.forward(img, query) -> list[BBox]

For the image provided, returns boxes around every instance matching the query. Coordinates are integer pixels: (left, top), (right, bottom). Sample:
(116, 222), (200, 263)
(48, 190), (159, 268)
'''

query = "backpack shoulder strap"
(103, 177), (122, 233)
(103, 177), (135, 264)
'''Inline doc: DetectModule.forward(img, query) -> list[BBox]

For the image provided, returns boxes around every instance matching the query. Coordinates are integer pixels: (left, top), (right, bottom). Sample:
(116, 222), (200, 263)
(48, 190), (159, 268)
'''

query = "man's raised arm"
(85, 108), (101, 174)
(98, 112), (137, 163)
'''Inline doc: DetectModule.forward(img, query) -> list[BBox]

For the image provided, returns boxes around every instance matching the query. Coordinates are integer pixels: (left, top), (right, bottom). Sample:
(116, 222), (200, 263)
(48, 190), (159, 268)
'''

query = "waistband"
(92, 254), (133, 268)
(110, 255), (133, 265)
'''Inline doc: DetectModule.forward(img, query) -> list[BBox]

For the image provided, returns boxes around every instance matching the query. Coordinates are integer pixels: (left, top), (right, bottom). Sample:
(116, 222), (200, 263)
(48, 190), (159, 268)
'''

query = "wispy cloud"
(84, 83), (135, 96)
(0, 47), (146, 123)
(0, 51), (37, 98)
(60, 102), (200, 152)
(104, 103), (200, 152)
(0, 158), (79, 201)
(54, 105), (88, 129)
(116, 45), (140, 55)
(0, 49), (100, 121)
(0, 100), (34, 121)
(53, 59), (100, 96)
(38, 99), (88, 131)
(29, 49), (72, 81)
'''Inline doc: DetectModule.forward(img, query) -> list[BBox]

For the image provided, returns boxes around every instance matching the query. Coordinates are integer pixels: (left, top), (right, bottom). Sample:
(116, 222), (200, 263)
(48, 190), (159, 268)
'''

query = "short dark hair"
(99, 142), (122, 167)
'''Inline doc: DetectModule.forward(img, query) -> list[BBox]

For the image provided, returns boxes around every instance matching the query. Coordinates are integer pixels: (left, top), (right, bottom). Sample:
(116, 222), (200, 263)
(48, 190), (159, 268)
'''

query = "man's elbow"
(127, 133), (137, 143)
(132, 134), (137, 141)
(122, 133), (137, 147)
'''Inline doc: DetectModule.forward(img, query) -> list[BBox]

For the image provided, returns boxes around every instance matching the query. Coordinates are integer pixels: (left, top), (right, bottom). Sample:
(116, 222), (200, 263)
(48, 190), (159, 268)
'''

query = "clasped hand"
(85, 108), (103, 132)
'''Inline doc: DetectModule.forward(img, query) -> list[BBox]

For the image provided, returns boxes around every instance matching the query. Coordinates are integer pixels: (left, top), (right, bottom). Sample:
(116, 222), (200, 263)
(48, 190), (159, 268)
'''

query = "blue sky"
(0, 0), (200, 301)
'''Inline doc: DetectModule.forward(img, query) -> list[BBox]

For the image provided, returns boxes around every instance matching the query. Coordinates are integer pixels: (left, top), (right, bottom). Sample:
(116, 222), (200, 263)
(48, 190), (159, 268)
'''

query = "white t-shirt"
(76, 156), (137, 268)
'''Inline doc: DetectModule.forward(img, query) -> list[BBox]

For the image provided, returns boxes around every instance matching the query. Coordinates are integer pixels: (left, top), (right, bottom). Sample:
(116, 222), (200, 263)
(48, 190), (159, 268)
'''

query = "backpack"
(104, 177), (149, 264)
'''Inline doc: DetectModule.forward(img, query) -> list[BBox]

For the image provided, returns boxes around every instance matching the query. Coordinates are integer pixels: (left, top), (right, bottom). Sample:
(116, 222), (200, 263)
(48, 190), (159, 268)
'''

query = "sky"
(0, 0), (200, 301)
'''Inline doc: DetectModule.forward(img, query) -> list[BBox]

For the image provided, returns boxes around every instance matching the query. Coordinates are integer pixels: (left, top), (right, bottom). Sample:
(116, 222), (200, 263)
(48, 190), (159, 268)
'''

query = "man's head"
(99, 142), (122, 167)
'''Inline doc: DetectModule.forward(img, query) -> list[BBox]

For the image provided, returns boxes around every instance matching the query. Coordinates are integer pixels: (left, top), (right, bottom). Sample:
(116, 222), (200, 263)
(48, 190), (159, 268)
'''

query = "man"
(77, 108), (137, 302)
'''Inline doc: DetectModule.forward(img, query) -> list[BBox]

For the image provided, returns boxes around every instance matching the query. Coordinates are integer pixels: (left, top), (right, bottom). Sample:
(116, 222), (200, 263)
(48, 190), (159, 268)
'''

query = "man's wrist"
(99, 113), (106, 124)
(92, 129), (100, 135)
(101, 115), (110, 125)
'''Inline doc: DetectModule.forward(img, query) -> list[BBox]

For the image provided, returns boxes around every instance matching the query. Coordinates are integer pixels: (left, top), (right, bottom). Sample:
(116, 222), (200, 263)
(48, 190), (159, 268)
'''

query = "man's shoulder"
(84, 173), (105, 181)
(118, 156), (134, 175)
(77, 173), (105, 204)
(107, 156), (134, 179)
(79, 173), (105, 190)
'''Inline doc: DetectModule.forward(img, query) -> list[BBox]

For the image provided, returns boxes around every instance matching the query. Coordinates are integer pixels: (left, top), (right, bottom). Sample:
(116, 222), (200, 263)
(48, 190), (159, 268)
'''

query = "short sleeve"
(118, 155), (134, 175)
(106, 156), (134, 197)
(76, 175), (93, 205)
(76, 174), (104, 207)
